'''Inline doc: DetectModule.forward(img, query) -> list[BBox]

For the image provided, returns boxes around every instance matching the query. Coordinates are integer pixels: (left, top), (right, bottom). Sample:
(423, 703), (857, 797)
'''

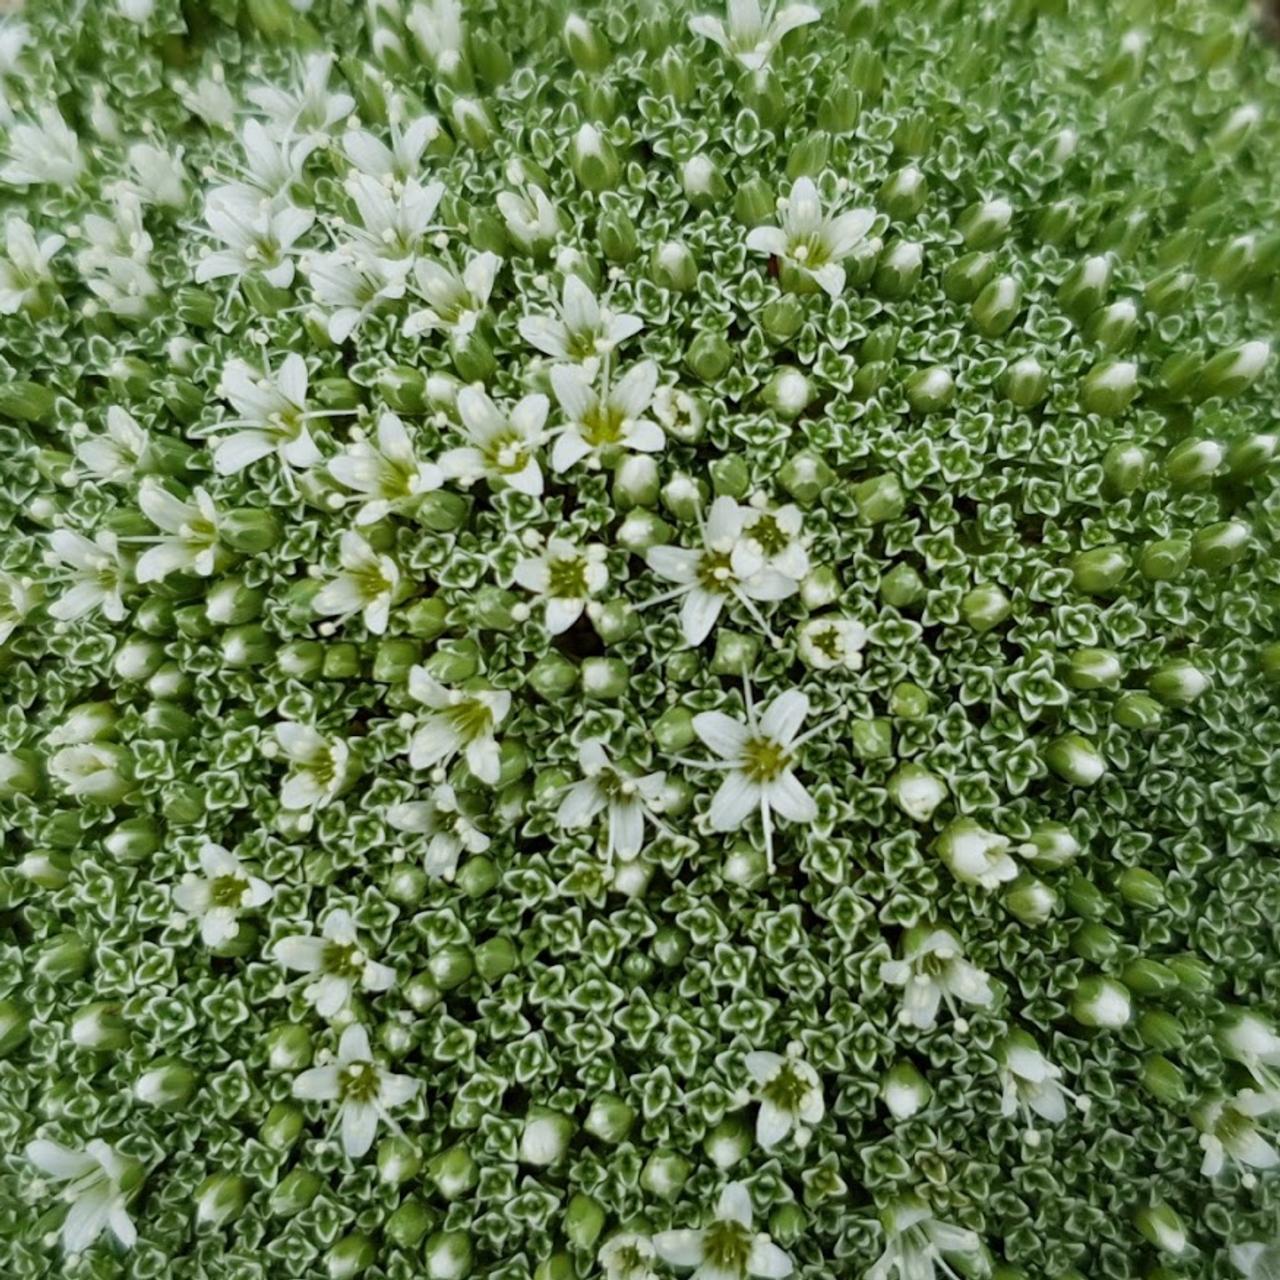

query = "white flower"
(403, 250), (500, 339)
(45, 529), (130, 622)
(273, 721), (352, 813)
(172, 843), (273, 947)
(0, 215), (62, 313)
(867, 1199), (984, 1280)
(406, 0), (466, 76)
(342, 113), (440, 182)
(933, 819), (1019, 890)
(329, 411), (443, 524)
(518, 274), (643, 367)
(653, 1181), (793, 1280)
(344, 173), (443, 260)
(645, 497), (802, 647)
(796, 616), (866, 670)
(292, 1023), (418, 1158)
(441, 384), (548, 496)
(1232, 1239), (1280, 1280)
(998, 1035), (1072, 1137)
(125, 141), (186, 208)
(305, 245), (410, 343)
(556, 738), (667, 863)
(313, 530), (400, 635)
(135, 481), (220, 582)
(550, 360), (665, 472)
(175, 68), (236, 131)
(210, 353), (323, 474)
(740, 501), (809, 581)
(1199, 1093), (1280, 1178)
(84, 253), (161, 321)
(274, 910), (396, 1019)
(0, 570), (33, 643)
(247, 53), (355, 139)
(879, 928), (994, 1030)
(195, 185), (314, 289)
(25, 1138), (140, 1254)
(497, 183), (562, 251)
(745, 177), (876, 297)
(386, 783), (490, 880)
(691, 688), (818, 871)
(47, 743), (132, 804)
(406, 668), (511, 786)
(226, 119), (317, 205)
(688, 0), (819, 70)
(745, 1042), (823, 1149)
(600, 1233), (660, 1280)
(1, 106), (82, 186)
(1221, 1010), (1280, 1095)
(78, 191), (152, 273)
(513, 538), (609, 634)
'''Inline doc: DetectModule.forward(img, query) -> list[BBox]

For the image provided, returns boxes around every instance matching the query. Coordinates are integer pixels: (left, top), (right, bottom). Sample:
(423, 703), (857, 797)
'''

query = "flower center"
(762, 1061), (810, 1112)
(702, 1219), (753, 1277)
(209, 874), (247, 908)
(808, 625), (844, 661)
(487, 432), (527, 473)
(323, 941), (366, 980)
(338, 1060), (381, 1103)
(696, 549), (736, 593)
(740, 735), (789, 784)
(581, 400), (624, 447)
(747, 513), (789, 557)
(444, 698), (493, 744)
(789, 233), (829, 267)
(546, 555), (589, 599)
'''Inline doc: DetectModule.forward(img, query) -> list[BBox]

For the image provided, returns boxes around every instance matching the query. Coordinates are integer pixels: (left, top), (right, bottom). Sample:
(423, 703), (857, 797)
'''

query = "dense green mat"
(2, 0), (1280, 1276)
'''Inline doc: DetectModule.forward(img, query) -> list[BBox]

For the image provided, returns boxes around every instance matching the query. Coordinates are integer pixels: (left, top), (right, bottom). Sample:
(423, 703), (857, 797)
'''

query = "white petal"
(611, 798), (645, 859)
(612, 361), (658, 418)
(744, 1051), (785, 1084)
(379, 1072), (419, 1107)
(645, 545), (701, 584)
(746, 226), (788, 256)
(544, 597), (583, 634)
(342, 1101), (380, 1158)
(338, 1023), (372, 1061)
(756, 1100), (793, 1149)
(717, 1181), (753, 1227)
(680, 588), (724, 646)
(292, 1064), (341, 1100)
(765, 771), (817, 823)
(708, 772), (760, 831)
(61, 1185), (113, 1253)
(26, 1140), (94, 1180)
(759, 690), (809, 745)
(551, 428), (593, 473)
(558, 780), (605, 828)
(274, 935), (327, 973)
(654, 1228), (707, 1267)
(748, 1238), (794, 1279)
(693, 711), (750, 759)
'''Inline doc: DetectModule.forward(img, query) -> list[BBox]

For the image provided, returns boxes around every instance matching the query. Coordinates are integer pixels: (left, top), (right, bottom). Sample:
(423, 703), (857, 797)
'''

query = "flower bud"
(582, 657), (628, 700)
(135, 1057), (197, 1108)
(681, 154), (725, 208)
(1065, 648), (1122, 689)
(786, 131), (831, 180)
(880, 563), (925, 608)
(960, 583), (1011, 633)
(1226, 432), (1278, 479)
(1191, 519), (1249, 571)
(1071, 545), (1129, 594)
(34, 932), (91, 982)
(1071, 921), (1119, 964)
(1143, 268), (1194, 315)
(854, 473), (906, 523)
(1080, 359), (1138, 416)
(733, 175), (776, 229)
(617, 509), (673, 553)
(571, 123), (619, 191)
(1019, 823), (1080, 871)
(425, 1231), (473, 1280)
(1138, 538), (1190, 582)
(703, 1116), (752, 1169)
(427, 1144), (478, 1199)
(1147, 659), (1211, 705)
(71, 1002), (129, 1051)
(563, 13), (610, 71)
(1101, 441), (1149, 495)
(1139, 1054), (1186, 1103)
(385, 1198), (432, 1250)
(957, 197), (1013, 249)
(565, 1193), (605, 1250)
(520, 1109), (575, 1166)
(1071, 976), (1132, 1028)
(376, 1135), (421, 1187)
(711, 630), (760, 676)
(1163, 437), (1223, 488)
(269, 1168), (323, 1217)
(1122, 959), (1180, 997)
(971, 275), (1021, 336)
(890, 682), (930, 719)
(650, 239), (697, 291)
(585, 1092), (636, 1143)
(942, 250), (995, 302)
(888, 764), (947, 821)
(1002, 355), (1048, 408)
(1195, 340), (1269, 399)
(1117, 865), (1165, 910)
(879, 165), (927, 221)
(685, 331), (733, 382)
(1135, 1203), (1187, 1256)
(709, 455), (750, 499)
(260, 1101), (304, 1151)
(328, 1232), (376, 1279)
(873, 239), (924, 299)
(763, 367), (814, 419)
(779, 452), (835, 506)
(1004, 875), (1058, 925)
(266, 1022), (313, 1072)
(881, 1061), (931, 1119)
(598, 206), (637, 263)
(1057, 254), (1112, 319)
(905, 365), (954, 413)
(1044, 733), (1105, 786)
(221, 506), (280, 553)
(196, 1172), (249, 1227)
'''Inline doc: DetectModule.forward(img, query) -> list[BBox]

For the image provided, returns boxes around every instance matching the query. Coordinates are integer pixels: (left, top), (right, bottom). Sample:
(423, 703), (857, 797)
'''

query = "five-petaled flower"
(329, 411), (443, 524)
(653, 1181), (793, 1280)
(274, 909), (396, 1019)
(312, 529), (401, 635)
(550, 358), (664, 473)
(519, 273), (643, 369)
(513, 537), (609, 635)
(442, 384), (548, 497)
(556, 738), (668, 864)
(879, 927), (995, 1031)
(406, 667), (511, 786)
(385, 783), (491, 880)
(687, 0), (820, 71)
(173, 842), (273, 947)
(25, 1137), (142, 1254)
(746, 1041), (824, 1149)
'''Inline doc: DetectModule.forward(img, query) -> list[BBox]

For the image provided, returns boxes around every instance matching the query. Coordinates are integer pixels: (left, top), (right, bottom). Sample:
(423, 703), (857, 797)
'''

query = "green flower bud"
(874, 239), (924, 299)
(880, 562), (925, 608)
(425, 1231), (473, 1280)
(1086, 299), (1140, 351)
(1071, 976), (1132, 1028)
(385, 1198), (432, 1250)
(565, 1193), (605, 1250)
(711, 630), (761, 676)
(888, 763), (947, 822)
(0, 379), (56, 423)
(686, 330), (733, 382)
(1138, 1010), (1186, 1054)
(957, 197), (1013, 249)
(724, 838), (768, 888)
(377, 365), (427, 415)
(1118, 865), (1165, 910)
(1100, 441), (1148, 495)
(681, 154), (726, 207)
(598, 206), (638, 264)
(734, 174), (776, 228)
(770, 1203), (808, 1248)
(1195, 339), (1269, 399)
(34, 932), (90, 982)
(266, 1022), (313, 1072)
(1004, 875), (1058, 925)
(709, 455), (751, 500)
(1122, 959), (1180, 998)
(1148, 659), (1211, 705)
(70, 1002), (129, 1051)
(260, 1102), (304, 1151)
(428, 945), (474, 992)
(853, 717), (894, 758)
(533, 1257), (575, 1280)
(134, 1057), (197, 1108)
(880, 165), (927, 221)
(653, 706), (696, 752)
(779, 451), (835, 506)
(854, 473), (906, 523)
(1138, 538), (1190, 582)
(1134, 1204), (1186, 1257)
(571, 122), (619, 191)
(195, 1172), (249, 1228)
(904, 365), (955, 413)
(1191, 519), (1249, 571)
(427, 1144), (478, 1200)
(641, 1150), (692, 1200)
(404, 596), (450, 640)
(1065, 648), (1122, 689)
(1226, 431), (1278, 479)
(1139, 1054), (1186, 1103)
(221, 507), (281, 554)
(473, 936), (517, 983)
(585, 1093), (636, 1143)
(1057, 254), (1112, 319)
(377, 1136), (421, 1186)
(619, 510), (674, 554)
(327, 1232), (376, 1280)
(591, 599), (636, 645)
(1080, 359), (1138, 416)
(971, 274), (1021, 336)
(387, 864), (428, 906)
(451, 97), (493, 150)
(881, 1061), (931, 1119)
(786, 131), (831, 180)
(520, 1109), (575, 1166)
(887, 684), (928, 722)
(1044, 733), (1105, 786)
(579, 657), (626, 701)
(762, 366), (814, 419)
(959, 583), (1011, 633)
(269, 1168), (323, 1217)
(1143, 268), (1194, 316)
(650, 239), (698, 291)
(1071, 921), (1119, 964)
(1163, 437), (1223, 488)
(942, 250), (995, 302)
(322, 642), (361, 680)
(563, 13), (610, 71)
(1071, 545), (1129, 594)
(18, 850), (69, 888)
(1002, 355), (1049, 408)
